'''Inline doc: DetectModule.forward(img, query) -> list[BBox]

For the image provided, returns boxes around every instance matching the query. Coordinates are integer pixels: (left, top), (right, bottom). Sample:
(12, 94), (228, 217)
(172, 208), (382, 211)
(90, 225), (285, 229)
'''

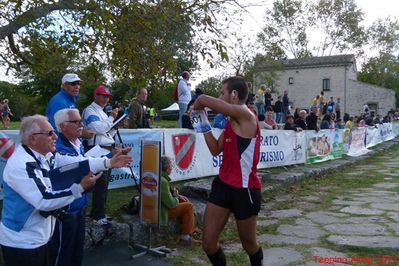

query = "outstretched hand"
(110, 150), (132, 168)
(113, 146), (132, 155)
(80, 171), (103, 190)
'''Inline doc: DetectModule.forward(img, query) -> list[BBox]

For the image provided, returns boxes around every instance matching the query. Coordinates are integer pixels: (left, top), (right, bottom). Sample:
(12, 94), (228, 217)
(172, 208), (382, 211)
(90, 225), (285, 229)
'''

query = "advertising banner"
(140, 140), (161, 227)
(392, 122), (399, 137)
(0, 122), (398, 200)
(109, 129), (163, 189)
(305, 129), (335, 164)
(163, 128), (221, 181)
(379, 123), (395, 142)
(0, 130), (18, 200)
(347, 127), (370, 157)
(365, 126), (380, 148)
(330, 129), (345, 159)
(258, 130), (306, 168)
(342, 128), (351, 153)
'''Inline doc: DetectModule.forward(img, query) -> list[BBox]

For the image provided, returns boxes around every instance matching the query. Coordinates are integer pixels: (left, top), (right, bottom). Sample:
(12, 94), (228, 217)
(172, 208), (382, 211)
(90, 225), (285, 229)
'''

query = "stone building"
(252, 54), (396, 116)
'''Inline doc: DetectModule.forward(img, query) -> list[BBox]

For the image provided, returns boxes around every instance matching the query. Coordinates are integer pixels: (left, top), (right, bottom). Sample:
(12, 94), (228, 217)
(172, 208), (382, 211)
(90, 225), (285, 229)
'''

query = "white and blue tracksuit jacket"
(0, 145), (109, 249)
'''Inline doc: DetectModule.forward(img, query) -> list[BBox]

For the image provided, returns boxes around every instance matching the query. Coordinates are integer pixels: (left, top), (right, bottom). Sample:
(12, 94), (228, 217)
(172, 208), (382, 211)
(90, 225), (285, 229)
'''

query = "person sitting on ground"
(284, 114), (302, 131)
(160, 156), (200, 246)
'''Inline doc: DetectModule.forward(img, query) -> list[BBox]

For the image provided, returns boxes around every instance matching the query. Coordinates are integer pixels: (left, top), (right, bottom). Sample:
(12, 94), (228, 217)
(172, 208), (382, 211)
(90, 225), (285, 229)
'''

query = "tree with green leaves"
(358, 17), (399, 105)
(196, 77), (221, 98)
(257, 0), (366, 59)
(0, 0), (250, 114)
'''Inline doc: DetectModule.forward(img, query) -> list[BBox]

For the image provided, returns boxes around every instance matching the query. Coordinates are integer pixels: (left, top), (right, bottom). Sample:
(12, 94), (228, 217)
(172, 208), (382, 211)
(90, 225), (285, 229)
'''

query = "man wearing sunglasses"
(45, 73), (94, 139)
(82, 85), (120, 226)
(0, 114), (132, 266)
(50, 108), (130, 266)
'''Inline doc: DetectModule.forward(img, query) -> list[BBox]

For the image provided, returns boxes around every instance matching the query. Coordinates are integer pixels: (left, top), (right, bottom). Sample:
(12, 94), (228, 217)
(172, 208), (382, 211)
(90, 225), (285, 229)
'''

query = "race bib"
(190, 110), (212, 133)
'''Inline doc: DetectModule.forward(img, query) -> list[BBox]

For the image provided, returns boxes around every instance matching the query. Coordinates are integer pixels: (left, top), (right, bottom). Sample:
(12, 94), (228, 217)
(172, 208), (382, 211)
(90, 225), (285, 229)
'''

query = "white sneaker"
(105, 214), (113, 221)
(93, 217), (109, 226)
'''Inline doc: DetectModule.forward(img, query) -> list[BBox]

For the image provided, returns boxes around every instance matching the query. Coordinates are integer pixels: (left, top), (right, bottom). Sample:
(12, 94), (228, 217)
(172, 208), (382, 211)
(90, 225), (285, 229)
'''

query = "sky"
(1, 0), (398, 84)
(190, 0), (399, 87)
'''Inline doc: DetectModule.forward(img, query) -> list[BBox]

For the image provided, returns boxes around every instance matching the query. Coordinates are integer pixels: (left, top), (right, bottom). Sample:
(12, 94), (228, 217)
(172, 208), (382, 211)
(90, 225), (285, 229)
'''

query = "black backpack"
(121, 195), (140, 215)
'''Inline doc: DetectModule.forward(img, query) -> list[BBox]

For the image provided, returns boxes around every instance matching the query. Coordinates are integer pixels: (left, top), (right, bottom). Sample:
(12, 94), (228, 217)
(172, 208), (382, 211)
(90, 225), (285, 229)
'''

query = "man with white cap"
(45, 73), (94, 139)
(82, 85), (120, 226)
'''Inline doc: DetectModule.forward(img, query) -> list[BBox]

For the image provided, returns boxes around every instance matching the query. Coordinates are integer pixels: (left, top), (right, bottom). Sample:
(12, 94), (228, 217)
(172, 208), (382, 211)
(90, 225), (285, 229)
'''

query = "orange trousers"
(168, 201), (195, 235)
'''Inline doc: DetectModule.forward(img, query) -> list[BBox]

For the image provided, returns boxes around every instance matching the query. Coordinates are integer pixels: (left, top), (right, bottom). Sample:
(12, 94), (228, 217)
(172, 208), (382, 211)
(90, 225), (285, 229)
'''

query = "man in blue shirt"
(46, 73), (93, 139)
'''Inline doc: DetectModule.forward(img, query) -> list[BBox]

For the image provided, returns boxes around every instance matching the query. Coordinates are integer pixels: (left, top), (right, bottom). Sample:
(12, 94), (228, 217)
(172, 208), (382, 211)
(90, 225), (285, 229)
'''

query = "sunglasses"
(66, 120), (83, 125)
(66, 81), (81, 86)
(32, 130), (56, 136)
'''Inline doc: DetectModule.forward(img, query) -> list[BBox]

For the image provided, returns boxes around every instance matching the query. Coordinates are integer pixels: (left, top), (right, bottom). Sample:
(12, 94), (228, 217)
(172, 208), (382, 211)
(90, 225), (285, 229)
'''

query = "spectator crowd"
(2, 72), (399, 266)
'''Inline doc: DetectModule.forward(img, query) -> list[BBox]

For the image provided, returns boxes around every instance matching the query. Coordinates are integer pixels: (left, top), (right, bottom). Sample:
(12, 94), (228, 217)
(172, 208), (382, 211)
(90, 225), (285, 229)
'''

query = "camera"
(40, 207), (68, 221)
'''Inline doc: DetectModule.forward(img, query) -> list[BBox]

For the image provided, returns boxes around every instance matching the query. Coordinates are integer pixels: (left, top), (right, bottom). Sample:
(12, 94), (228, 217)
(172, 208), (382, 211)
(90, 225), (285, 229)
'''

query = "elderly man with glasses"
(50, 108), (129, 266)
(45, 73), (93, 139)
(0, 114), (132, 266)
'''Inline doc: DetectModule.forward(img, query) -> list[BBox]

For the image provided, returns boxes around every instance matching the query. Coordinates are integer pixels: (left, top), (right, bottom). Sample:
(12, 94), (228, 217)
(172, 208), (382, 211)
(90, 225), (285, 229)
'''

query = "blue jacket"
(45, 89), (79, 129)
(56, 133), (88, 212)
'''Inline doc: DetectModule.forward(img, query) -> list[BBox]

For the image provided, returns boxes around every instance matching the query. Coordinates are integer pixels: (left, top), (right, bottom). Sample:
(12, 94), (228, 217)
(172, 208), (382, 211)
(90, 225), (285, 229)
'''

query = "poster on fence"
(365, 126), (380, 148)
(330, 129), (344, 159)
(0, 130), (18, 200)
(347, 127), (370, 157)
(163, 128), (221, 181)
(305, 129), (335, 164)
(379, 123), (395, 142)
(109, 129), (163, 189)
(392, 122), (399, 137)
(258, 130), (306, 168)
(342, 128), (351, 153)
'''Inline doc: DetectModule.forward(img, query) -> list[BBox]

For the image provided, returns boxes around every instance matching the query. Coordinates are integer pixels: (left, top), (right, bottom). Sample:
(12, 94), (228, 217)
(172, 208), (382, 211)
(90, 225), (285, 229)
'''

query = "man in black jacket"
(306, 106), (319, 131)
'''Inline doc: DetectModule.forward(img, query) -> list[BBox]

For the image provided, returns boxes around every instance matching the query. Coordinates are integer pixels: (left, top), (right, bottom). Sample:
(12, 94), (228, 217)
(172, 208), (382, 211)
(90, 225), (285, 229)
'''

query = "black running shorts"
(208, 176), (261, 220)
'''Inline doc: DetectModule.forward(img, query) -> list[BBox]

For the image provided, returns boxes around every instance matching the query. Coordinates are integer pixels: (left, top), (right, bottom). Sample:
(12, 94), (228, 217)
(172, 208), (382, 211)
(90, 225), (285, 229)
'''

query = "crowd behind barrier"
(0, 122), (398, 199)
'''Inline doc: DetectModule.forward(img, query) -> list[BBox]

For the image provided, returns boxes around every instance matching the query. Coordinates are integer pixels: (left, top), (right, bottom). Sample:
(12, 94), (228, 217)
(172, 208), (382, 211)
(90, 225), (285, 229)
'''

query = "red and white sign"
(0, 132), (15, 160)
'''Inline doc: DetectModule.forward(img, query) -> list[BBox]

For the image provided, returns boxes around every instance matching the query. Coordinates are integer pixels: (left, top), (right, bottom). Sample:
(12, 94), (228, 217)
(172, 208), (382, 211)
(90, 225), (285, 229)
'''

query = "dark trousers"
(90, 169), (111, 220)
(50, 209), (86, 266)
(336, 110), (341, 121)
(1, 243), (51, 266)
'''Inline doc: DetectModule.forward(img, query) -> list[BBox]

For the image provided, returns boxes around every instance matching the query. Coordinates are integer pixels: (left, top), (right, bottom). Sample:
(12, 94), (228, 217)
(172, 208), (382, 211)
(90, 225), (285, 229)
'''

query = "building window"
(322, 78), (330, 91)
(288, 77), (294, 85)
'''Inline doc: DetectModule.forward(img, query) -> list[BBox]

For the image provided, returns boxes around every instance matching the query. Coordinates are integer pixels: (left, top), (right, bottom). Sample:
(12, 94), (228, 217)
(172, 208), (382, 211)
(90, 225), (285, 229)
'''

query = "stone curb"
(84, 138), (399, 250)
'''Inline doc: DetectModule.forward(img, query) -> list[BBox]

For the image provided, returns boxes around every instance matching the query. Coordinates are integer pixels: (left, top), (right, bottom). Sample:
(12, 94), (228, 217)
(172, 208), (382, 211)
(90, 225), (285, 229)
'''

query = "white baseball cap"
(61, 73), (82, 84)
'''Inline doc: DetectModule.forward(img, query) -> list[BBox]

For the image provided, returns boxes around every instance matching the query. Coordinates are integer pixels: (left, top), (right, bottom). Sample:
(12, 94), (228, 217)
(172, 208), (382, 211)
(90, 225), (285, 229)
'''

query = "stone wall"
(346, 80), (396, 116)
(254, 64), (395, 116)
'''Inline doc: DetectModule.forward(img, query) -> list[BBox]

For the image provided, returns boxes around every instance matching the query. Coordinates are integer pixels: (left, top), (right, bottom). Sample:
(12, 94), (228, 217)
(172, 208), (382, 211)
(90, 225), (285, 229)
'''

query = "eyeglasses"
(66, 120), (83, 125)
(32, 130), (56, 136)
(66, 81), (81, 86)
